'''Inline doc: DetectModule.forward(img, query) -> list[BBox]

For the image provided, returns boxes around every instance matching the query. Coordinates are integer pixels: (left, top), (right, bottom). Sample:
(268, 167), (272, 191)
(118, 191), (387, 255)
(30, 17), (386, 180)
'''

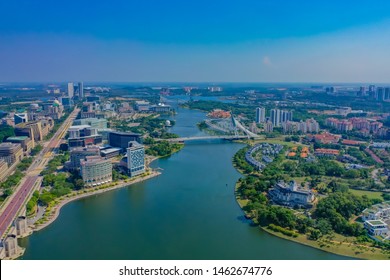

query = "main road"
(0, 107), (80, 238)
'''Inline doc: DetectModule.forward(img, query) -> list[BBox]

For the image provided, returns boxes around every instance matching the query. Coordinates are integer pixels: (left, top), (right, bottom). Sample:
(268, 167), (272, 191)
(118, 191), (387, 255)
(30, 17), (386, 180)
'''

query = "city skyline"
(1, 1), (390, 82)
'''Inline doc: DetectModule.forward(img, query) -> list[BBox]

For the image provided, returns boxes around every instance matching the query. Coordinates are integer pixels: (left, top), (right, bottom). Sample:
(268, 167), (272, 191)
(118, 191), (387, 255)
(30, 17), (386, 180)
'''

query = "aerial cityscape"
(0, 1), (390, 262)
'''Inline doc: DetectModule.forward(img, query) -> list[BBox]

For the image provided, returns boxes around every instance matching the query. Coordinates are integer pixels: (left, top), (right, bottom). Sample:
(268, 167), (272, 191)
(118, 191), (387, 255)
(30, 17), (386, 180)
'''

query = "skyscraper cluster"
(255, 107), (293, 127)
(67, 82), (84, 99)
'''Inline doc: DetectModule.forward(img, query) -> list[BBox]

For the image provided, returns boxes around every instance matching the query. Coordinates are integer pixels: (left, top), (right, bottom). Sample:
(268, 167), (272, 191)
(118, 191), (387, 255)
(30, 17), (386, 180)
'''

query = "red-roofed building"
(314, 148), (340, 157)
(308, 132), (341, 144)
(341, 139), (365, 146)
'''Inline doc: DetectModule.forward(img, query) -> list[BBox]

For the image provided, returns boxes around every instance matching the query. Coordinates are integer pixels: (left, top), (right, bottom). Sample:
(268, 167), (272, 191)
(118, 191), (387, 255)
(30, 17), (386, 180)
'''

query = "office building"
(15, 120), (49, 142)
(108, 131), (142, 150)
(255, 107), (266, 123)
(150, 104), (172, 113)
(385, 87), (390, 101)
(68, 125), (102, 148)
(126, 141), (145, 177)
(86, 96), (100, 102)
(4, 136), (34, 155)
(0, 143), (24, 166)
(377, 87), (385, 101)
(358, 86), (366, 96)
(69, 146), (100, 170)
(134, 101), (150, 112)
(0, 159), (9, 182)
(73, 118), (107, 129)
(67, 82), (74, 98)
(14, 113), (28, 125)
(100, 147), (122, 159)
(78, 82), (84, 99)
(80, 156), (112, 187)
(60, 96), (73, 108)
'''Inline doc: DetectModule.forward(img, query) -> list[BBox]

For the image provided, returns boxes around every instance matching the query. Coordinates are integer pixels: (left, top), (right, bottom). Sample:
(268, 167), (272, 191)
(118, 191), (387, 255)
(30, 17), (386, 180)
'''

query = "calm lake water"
(20, 106), (348, 259)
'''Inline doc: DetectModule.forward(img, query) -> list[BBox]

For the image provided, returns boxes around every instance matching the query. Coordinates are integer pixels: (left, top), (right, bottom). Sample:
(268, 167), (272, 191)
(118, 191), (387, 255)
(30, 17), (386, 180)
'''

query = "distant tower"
(67, 82), (74, 98)
(78, 82), (84, 99)
(255, 107), (266, 123)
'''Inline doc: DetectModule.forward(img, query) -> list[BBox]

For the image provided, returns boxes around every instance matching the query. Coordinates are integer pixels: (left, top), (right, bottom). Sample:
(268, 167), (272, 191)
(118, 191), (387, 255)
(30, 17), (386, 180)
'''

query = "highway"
(0, 176), (39, 237)
(0, 107), (79, 238)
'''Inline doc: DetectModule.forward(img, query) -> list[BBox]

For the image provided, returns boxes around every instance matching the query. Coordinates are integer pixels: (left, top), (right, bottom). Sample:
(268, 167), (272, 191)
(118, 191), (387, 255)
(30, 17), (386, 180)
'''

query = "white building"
(364, 220), (389, 238)
(362, 202), (390, 221)
(268, 181), (315, 207)
(67, 82), (74, 98)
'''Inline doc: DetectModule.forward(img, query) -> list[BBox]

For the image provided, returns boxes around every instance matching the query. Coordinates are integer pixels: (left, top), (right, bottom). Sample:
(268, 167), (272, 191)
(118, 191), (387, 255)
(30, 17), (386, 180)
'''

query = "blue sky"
(1, 0), (390, 82)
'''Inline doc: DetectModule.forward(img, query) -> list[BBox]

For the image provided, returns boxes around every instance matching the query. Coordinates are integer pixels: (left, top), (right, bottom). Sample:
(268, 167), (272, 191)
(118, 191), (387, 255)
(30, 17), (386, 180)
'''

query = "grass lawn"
(349, 189), (384, 201)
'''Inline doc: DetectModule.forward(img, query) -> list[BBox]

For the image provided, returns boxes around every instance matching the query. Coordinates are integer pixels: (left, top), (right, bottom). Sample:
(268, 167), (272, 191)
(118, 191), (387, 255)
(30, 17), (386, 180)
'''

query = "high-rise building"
(270, 109), (292, 127)
(80, 156), (112, 187)
(376, 87), (385, 101)
(78, 82), (84, 99)
(385, 88), (390, 101)
(280, 110), (293, 123)
(67, 82), (74, 98)
(358, 86), (366, 96)
(270, 109), (281, 127)
(126, 141), (145, 177)
(255, 107), (266, 123)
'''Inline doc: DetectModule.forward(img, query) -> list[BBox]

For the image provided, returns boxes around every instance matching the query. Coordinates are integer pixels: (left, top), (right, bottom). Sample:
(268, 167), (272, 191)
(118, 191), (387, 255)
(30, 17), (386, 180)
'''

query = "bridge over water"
(157, 135), (262, 142)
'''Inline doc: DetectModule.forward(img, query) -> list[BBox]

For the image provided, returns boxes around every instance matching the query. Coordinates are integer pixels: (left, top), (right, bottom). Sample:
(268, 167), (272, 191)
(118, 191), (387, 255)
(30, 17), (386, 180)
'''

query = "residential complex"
(282, 118), (319, 134)
(255, 107), (266, 123)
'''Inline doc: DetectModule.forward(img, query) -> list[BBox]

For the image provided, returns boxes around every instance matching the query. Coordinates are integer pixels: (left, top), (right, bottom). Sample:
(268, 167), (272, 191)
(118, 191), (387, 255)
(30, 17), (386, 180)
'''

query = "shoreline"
(233, 170), (389, 260)
(28, 152), (178, 233)
(31, 170), (161, 233)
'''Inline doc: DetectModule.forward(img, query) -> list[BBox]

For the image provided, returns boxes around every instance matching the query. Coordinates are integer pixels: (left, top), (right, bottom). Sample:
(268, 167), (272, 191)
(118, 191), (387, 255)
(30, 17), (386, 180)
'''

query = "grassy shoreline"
(233, 148), (390, 260)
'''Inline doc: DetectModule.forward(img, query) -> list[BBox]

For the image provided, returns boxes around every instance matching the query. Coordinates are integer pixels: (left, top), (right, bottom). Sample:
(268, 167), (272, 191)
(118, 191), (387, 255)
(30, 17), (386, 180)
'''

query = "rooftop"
(69, 125), (92, 130)
(6, 136), (29, 141)
(366, 220), (387, 226)
(109, 131), (140, 136)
